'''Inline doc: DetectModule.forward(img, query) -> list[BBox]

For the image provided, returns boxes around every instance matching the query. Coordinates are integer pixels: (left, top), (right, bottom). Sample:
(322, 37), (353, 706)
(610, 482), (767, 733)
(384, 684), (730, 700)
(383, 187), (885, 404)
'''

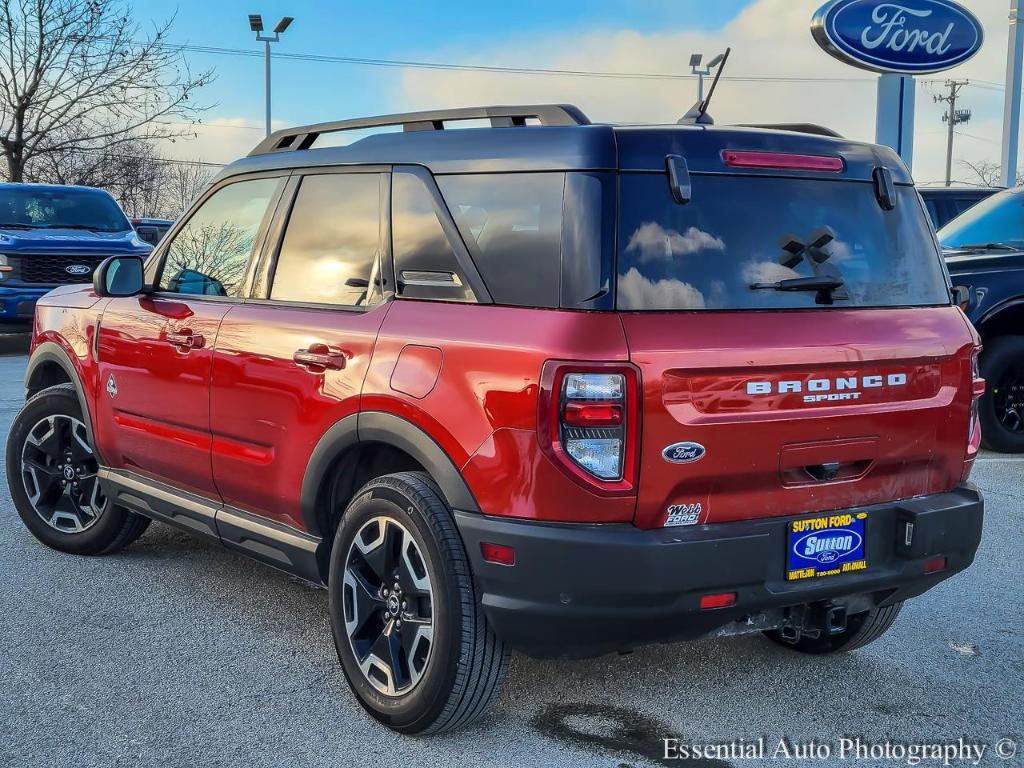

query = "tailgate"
(622, 307), (975, 528)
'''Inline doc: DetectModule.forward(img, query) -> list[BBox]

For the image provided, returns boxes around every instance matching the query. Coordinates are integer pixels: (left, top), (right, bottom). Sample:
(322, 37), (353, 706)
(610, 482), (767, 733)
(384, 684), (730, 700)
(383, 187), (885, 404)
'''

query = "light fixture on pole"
(249, 14), (294, 137)
(690, 52), (726, 103)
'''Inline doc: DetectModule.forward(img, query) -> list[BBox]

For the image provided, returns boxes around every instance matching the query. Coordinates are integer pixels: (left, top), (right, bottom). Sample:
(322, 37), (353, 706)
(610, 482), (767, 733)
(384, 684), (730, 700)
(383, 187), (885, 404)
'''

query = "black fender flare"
(24, 341), (101, 459)
(976, 296), (1024, 330)
(299, 410), (481, 537)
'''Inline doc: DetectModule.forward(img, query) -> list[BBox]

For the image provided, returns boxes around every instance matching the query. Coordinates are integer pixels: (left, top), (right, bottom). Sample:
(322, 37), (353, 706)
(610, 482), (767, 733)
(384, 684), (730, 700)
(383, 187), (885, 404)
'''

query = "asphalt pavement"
(0, 352), (1021, 768)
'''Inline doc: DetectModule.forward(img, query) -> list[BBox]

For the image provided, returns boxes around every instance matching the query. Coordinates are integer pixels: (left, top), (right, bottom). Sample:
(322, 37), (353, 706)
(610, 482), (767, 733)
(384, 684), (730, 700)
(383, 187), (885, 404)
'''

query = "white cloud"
(618, 267), (707, 309)
(394, 0), (1014, 185)
(625, 222), (726, 262)
(162, 117), (288, 166)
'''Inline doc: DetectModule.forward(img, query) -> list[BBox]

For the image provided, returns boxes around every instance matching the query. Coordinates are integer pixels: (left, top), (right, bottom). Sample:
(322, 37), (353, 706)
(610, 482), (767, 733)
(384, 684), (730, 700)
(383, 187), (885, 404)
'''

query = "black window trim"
(392, 164), (493, 304)
(145, 170), (289, 304)
(250, 164), (393, 312)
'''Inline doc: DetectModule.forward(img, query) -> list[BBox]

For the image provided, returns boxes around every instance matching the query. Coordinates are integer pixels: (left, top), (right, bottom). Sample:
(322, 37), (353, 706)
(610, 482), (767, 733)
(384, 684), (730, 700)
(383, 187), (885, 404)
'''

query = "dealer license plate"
(786, 512), (868, 581)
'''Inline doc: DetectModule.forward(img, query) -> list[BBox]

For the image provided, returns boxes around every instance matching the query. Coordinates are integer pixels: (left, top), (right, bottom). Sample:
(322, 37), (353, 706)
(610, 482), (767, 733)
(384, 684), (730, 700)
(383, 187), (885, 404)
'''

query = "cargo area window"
(270, 173), (384, 307)
(616, 174), (950, 311)
(438, 173), (564, 307)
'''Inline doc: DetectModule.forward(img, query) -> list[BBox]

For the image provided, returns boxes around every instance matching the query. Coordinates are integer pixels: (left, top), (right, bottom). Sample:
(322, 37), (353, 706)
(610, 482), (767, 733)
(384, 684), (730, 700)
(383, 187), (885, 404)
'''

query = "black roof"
(214, 104), (912, 185)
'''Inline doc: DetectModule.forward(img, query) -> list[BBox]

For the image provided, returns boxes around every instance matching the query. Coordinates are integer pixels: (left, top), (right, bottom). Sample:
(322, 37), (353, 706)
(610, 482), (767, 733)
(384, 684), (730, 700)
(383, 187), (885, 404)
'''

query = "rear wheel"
(6, 384), (150, 555)
(763, 602), (903, 654)
(328, 471), (508, 734)
(979, 336), (1024, 454)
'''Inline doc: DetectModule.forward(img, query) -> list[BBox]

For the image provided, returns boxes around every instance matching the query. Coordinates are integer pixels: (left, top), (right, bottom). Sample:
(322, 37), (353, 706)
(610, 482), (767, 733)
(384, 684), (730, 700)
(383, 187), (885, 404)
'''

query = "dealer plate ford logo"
(662, 442), (706, 464)
(65, 264), (91, 275)
(811, 0), (984, 75)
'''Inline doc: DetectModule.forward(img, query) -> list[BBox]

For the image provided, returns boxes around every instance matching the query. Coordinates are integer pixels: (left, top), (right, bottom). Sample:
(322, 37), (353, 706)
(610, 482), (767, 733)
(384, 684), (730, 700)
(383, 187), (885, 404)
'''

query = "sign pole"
(875, 74), (916, 170)
(1001, 0), (1024, 188)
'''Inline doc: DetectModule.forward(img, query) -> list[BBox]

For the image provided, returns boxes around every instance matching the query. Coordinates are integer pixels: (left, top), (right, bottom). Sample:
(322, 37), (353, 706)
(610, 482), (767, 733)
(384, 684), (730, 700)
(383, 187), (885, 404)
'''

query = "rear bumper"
(456, 485), (984, 658)
(0, 285), (48, 321)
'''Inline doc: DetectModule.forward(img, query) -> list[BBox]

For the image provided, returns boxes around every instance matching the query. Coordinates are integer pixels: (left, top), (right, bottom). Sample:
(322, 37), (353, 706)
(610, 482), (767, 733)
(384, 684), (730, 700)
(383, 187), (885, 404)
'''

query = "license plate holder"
(786, 512), (867, 581)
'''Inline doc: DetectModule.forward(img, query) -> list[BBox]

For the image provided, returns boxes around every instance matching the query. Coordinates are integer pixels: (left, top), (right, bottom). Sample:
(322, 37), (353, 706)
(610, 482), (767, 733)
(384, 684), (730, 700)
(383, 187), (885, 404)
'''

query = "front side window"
(617, 174), (950, 311)
(159, 178), (281, 297)
(438, 173), (563, 307)
(271, 173), (383, 306)
(392, 170), (474, 302)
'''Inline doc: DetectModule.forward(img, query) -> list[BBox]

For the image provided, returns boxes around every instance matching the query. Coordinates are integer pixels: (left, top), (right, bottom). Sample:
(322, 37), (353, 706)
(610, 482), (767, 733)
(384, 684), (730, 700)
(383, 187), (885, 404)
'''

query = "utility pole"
(934, 80), (971, 187)
(248, 14), (294, 137)
(1001, 0), (1024, 188)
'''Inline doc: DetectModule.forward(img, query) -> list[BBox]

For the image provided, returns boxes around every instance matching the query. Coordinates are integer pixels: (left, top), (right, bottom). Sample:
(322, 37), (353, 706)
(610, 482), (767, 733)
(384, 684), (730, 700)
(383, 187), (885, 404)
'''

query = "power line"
(149, 39), (875, 84)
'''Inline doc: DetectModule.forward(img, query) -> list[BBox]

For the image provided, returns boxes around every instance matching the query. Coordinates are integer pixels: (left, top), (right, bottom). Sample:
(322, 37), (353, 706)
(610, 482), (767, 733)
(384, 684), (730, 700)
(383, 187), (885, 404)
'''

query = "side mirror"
(952, 285), (976, 314)
(93, 255), (145, 297)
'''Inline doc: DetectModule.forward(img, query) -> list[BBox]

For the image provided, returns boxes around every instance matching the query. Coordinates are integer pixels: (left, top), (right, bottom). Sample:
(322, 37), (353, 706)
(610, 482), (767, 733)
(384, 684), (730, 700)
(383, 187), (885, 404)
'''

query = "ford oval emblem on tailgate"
(65, 264), (91, 275)
(662, 442), (706, 464)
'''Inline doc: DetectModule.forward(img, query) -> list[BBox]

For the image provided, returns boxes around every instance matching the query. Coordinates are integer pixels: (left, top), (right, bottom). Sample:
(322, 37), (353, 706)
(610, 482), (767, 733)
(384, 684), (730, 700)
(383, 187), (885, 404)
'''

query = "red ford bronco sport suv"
(6, 105), (985, 734)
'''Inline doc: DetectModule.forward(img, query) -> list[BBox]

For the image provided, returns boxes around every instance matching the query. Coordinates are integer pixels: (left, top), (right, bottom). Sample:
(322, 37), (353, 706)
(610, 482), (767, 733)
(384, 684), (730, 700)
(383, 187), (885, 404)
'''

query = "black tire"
(328, 471), (509, 734)
(979, 336), (1024, 454)
(5, 384), (150, 555)
(763, 602), (903, 654)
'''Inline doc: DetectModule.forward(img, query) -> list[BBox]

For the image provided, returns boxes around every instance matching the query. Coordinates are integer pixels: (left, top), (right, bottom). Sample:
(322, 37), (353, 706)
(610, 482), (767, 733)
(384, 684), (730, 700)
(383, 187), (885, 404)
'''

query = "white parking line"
(975, 457), (1024, 463)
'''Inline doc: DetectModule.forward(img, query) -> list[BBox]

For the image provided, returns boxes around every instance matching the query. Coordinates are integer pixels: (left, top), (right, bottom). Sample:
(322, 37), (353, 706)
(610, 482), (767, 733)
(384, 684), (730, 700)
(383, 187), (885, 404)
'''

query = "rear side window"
(271, 173), (383, 307)
(159, 178), (281, 297)
(617, 174), (950, 311)
(392, 170), (474, 302)
(438, 173), (564, 307)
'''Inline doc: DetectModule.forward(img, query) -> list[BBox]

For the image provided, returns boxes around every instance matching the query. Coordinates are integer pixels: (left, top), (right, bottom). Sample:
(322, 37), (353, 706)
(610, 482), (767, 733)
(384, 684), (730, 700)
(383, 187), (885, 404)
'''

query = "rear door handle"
(293, 344), (347, 371)
(167, 330), (205, 351)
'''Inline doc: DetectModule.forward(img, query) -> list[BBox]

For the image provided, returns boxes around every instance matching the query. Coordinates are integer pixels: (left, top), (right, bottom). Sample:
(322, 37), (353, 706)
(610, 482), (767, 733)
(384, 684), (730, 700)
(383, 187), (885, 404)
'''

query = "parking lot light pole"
(689, 52), (726, 103)
(249, 14), (294, 137)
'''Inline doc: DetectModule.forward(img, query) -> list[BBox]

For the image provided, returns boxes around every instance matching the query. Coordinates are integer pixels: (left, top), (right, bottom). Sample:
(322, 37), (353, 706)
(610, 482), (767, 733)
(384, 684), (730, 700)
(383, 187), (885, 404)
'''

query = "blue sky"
(130, 0), (1012, 186)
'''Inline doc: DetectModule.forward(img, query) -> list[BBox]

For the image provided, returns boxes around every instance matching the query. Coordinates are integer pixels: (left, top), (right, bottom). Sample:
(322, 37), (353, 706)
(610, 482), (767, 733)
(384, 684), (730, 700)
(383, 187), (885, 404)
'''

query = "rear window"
(617, 174), (949, 311)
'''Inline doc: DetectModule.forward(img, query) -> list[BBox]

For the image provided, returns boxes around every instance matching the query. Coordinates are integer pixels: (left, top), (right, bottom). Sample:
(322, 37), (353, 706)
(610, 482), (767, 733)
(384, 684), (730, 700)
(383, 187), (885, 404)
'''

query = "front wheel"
(5, 384), (150, 555)
(328, 471), (509, 734)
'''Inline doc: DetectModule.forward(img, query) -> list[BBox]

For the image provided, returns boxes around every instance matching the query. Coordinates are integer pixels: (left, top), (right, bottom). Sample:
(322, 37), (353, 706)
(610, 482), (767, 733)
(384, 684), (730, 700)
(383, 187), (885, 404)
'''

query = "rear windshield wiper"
(0, 222), (34, 229)
(750, 275), (848, 305)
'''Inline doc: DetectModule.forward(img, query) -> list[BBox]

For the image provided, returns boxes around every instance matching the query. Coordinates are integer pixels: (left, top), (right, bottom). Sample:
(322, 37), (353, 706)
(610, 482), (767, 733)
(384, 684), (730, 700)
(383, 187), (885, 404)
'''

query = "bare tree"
(160, 159), (211, 218)
(0, 0), (212, 183)
(958, 159), (1023, 188)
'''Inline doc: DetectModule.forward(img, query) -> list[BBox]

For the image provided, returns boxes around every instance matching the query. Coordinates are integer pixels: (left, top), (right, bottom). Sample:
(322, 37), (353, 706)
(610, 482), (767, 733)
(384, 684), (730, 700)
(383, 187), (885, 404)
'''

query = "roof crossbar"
(249, 104), (591, 156)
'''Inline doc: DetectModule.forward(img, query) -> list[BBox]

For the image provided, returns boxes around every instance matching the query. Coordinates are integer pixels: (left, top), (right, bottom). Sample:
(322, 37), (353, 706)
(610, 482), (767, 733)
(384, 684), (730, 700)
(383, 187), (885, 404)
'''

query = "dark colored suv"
(6, 105), (984, 734)
(918, 186), (1000, 230)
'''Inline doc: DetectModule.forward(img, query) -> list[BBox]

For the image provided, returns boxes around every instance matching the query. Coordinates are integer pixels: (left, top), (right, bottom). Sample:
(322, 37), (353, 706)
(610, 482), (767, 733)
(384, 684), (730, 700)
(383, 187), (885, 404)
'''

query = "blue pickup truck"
(0, 183), (151, 322)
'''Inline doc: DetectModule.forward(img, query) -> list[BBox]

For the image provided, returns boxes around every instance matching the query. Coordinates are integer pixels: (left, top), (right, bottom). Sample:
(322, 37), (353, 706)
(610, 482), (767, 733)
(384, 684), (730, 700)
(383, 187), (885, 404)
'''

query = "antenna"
(678, 47), (731, 125)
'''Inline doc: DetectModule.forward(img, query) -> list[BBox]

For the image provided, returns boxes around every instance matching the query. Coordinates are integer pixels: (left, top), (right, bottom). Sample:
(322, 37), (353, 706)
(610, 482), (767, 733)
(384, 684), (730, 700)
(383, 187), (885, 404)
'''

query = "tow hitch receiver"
(780, 602), (849, 642)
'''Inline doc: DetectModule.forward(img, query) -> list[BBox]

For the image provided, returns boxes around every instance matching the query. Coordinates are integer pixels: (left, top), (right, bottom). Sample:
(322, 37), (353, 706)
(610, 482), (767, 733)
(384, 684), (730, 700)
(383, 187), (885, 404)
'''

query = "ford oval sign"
(662, 442), (706, 464)
(811, 0), (984, 75)
(64, 264), (91, 275)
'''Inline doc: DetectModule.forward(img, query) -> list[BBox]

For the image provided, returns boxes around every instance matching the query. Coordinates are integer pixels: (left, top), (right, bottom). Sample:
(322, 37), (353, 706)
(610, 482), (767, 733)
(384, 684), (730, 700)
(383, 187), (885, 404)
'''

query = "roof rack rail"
(249, 104), (591, 156)
(736, 123), (844, 138)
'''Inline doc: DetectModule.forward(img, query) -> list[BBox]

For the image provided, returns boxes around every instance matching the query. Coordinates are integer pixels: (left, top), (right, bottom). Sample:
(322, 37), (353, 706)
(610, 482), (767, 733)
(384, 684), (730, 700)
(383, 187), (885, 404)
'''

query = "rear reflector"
(700, 592), (737, 610)
(480, 542), (516, 566)
(722, 150), (844, 173)
(924, 555), (947, 574)
(563, 402), (623, 427)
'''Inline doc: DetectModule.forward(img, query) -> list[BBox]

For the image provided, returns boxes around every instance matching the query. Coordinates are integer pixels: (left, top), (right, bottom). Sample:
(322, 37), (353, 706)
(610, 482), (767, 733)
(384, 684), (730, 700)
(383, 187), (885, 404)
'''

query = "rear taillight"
(963, 347), (984, 482)
(539, 363), (640, 493)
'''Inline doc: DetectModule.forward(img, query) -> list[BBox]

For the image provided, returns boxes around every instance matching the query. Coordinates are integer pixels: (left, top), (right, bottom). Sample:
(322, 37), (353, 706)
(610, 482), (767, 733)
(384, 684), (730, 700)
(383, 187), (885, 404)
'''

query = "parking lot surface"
(0, 352), (1021, 767)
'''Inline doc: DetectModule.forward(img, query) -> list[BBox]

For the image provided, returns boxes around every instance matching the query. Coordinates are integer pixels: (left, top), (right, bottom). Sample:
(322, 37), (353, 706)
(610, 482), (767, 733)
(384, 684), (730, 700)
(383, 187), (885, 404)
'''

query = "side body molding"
(300, 410), (481, 537)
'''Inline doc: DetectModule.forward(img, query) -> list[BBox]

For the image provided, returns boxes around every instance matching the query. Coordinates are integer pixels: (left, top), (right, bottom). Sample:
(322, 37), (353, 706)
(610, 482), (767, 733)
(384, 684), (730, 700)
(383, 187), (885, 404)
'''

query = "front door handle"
(167, 329), (205, 351)
(293, 344), (347, 371)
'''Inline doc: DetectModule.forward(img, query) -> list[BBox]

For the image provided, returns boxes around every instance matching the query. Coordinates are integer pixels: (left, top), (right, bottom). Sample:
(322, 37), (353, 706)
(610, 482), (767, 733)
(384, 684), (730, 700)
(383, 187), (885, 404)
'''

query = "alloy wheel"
(342, 515), (434, 696)
(992, 370), (1024, 435)
(20, 414), (105, 533)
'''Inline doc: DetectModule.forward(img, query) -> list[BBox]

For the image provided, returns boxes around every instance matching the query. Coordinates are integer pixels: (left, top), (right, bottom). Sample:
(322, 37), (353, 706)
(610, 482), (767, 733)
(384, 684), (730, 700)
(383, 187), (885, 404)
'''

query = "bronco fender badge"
(662, 442), (706, 464)
(106, 375), (117, 398)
